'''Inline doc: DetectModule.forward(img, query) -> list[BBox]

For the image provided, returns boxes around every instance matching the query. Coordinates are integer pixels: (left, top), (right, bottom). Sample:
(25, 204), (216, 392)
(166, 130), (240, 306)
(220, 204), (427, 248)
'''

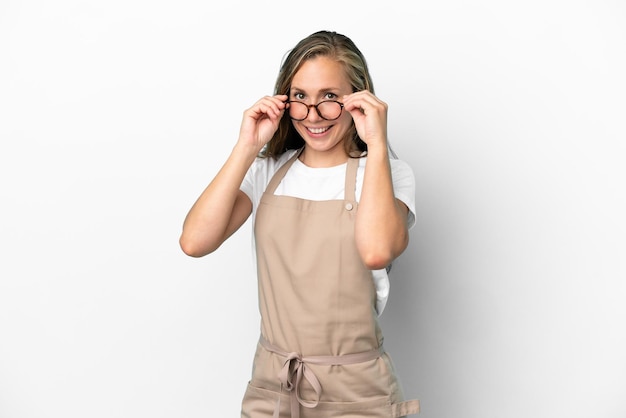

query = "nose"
(306, 104), (323, 122)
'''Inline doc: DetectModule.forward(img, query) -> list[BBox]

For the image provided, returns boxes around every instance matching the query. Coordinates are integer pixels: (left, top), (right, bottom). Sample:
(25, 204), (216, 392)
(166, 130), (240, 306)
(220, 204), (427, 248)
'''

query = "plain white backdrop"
(1, 0), (625, 417)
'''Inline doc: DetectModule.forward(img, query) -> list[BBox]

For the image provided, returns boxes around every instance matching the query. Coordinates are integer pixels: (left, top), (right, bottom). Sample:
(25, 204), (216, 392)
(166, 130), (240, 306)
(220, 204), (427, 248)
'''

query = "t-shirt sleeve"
(390, 159), (417, 230)
(240, 151), (297, 214)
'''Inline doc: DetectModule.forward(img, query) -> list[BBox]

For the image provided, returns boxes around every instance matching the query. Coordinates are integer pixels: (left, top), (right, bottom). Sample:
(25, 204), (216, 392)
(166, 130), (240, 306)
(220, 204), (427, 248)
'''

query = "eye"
(325, 92), (338, 100)
(294, 92), (305, 100)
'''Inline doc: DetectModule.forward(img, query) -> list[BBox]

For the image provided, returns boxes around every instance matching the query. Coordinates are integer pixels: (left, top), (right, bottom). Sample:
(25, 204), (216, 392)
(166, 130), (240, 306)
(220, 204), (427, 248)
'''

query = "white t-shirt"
(240, 149), (416, 315)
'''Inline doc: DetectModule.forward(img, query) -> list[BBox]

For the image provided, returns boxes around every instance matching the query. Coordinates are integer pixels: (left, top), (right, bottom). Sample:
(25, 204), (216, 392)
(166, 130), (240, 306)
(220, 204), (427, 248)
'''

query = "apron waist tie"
(259, 336), (384, 418)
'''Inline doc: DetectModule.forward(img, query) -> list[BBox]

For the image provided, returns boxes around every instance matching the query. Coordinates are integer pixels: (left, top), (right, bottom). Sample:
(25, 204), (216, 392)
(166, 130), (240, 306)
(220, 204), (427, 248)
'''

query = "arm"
(179, 151), (255, 257)
(179, 95), (288, 257)
(343, 91), (409, 270)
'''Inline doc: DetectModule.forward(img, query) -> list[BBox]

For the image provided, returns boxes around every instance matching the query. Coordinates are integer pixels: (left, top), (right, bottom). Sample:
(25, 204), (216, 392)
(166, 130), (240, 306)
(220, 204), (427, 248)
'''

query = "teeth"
(308, 127), (329, 134)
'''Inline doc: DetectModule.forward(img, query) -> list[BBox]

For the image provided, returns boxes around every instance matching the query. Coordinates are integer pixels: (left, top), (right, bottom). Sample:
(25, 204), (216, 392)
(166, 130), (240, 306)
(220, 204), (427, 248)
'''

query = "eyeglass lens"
(288, 101), (343, 121)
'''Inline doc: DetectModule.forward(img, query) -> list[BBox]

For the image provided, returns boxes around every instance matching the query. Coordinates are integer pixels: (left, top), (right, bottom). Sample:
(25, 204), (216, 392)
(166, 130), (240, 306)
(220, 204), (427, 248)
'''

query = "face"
(289, 55), (354, 165)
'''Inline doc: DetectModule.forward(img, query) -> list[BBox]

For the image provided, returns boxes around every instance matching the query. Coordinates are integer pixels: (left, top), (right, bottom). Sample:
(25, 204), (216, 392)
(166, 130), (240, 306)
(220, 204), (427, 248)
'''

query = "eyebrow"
(290, 86), (342, 94)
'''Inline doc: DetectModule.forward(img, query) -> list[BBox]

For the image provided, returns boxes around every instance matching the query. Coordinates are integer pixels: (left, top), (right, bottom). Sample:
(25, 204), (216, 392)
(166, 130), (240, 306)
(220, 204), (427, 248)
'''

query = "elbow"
(358, 243), (397, 270)
(361, 252), (395, 271)
(179, 234), (217, 258)
(358, 233), (409, 270)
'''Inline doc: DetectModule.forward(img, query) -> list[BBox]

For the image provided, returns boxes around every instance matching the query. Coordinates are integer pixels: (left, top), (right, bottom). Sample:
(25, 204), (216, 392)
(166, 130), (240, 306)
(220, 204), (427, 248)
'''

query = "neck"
(298, 146), (349, 168)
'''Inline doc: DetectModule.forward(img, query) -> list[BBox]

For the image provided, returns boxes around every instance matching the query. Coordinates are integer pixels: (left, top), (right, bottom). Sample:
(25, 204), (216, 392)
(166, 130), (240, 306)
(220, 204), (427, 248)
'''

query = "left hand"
(343, 91), (388, 148)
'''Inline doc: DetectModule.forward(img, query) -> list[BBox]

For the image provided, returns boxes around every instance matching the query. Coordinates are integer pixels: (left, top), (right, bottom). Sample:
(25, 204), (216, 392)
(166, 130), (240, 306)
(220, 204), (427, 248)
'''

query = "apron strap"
(264, 149), (303, 195)
(344, 156), (359, 202)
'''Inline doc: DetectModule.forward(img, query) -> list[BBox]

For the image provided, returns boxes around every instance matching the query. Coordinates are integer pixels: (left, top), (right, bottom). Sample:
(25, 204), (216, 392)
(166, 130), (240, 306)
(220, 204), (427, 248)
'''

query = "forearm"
(355, 143), (409, 269)
(180, 143), (258, 257)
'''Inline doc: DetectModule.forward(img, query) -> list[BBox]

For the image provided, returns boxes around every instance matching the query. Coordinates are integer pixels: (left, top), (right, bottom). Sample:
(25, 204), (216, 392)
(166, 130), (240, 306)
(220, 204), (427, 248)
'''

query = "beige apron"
(241, 150), (420, 418)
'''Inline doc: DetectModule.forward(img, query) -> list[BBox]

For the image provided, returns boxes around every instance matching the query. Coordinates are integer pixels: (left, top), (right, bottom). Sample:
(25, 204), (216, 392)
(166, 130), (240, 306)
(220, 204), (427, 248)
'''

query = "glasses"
(287, 100), (344, 121)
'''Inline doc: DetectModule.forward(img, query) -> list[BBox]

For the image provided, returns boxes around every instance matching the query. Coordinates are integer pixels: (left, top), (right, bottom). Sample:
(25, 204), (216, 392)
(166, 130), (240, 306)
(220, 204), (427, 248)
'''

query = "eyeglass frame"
(286, 100), (345, 121)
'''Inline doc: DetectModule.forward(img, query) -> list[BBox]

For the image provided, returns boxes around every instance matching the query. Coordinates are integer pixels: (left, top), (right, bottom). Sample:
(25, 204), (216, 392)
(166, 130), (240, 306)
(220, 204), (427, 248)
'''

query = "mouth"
(306, 126), (331, 135)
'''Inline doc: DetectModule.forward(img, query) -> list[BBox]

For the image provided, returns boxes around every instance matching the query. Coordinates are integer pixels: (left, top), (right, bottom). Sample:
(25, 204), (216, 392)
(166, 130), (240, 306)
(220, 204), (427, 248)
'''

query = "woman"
(180, 30), (419, 418)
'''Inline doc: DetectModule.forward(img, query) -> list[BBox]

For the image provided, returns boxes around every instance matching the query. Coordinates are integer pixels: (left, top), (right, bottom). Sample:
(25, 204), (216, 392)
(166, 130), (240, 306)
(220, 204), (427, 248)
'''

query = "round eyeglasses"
(287, 100), (344, 121)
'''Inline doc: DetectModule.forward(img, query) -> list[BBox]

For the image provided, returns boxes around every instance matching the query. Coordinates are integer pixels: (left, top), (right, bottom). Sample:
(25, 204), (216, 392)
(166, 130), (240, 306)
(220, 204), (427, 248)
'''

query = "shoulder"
(242, 149), (299, 199)
(389, 158), (415, 185)
(249, 150), (298, 179)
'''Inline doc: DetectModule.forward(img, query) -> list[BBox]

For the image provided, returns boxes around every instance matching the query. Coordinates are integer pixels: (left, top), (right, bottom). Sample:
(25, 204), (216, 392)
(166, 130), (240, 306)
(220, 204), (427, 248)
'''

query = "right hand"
(237, 94), (288, 152)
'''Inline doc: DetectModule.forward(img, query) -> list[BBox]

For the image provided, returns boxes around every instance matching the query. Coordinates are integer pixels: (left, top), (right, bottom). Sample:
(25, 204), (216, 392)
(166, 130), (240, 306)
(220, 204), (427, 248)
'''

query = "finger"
(255, 97), (286, 120)
(274, 94), (288, 102)
(269, 95), (289, 114)
(347, 100), (386, 119)
(343, 99), (371, 117)
(343, 94), (371, 113)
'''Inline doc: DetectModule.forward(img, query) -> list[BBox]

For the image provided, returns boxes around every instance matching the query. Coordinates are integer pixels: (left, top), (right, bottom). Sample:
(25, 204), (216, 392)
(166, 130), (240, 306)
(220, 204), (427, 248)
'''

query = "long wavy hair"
(261, 30), (374, 159)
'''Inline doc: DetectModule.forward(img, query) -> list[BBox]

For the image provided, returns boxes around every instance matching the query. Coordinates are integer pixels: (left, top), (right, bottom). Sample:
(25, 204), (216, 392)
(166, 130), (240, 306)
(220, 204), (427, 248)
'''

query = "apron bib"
(241, 150), (420, 417)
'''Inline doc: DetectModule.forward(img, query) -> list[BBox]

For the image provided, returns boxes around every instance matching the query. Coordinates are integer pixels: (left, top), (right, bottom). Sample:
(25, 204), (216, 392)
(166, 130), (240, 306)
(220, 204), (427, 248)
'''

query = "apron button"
(345, 203), (353, 211)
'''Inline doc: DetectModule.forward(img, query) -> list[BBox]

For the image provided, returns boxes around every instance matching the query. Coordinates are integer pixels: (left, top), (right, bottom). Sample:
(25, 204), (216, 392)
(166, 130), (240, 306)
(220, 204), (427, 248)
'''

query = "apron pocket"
(313, 396), (392, 416)
(241, 381), (398, 418)
(241, 382), (284, 418)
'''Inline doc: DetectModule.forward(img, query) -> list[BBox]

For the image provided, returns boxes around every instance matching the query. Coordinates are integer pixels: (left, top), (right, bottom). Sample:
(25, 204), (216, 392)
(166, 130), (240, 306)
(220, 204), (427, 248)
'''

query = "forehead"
(291, 55), (351, 91)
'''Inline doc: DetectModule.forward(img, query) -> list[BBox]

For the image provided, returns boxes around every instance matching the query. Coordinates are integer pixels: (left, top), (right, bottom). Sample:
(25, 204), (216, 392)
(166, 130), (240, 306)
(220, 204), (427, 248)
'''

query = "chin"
(305, 139), (344, 153)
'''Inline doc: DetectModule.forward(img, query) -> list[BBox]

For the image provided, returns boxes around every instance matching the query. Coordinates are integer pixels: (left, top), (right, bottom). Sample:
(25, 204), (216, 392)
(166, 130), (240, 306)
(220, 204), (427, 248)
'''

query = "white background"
(1, 1), (625, 417)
